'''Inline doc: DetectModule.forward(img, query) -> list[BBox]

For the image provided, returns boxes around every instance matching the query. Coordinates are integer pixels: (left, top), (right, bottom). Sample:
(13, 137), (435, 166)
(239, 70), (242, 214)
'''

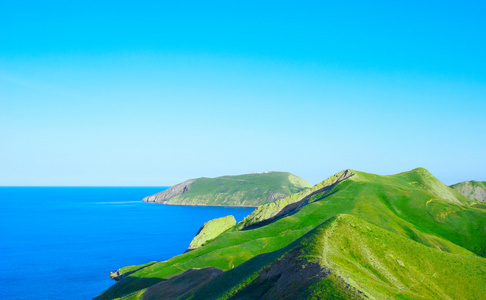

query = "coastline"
(143, 201), (258, 208)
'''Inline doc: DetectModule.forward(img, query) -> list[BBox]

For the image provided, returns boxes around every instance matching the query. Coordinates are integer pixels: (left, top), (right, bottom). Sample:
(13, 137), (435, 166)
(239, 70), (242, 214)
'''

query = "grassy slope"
(188, 215), (236, 250)
(95, 168), (486, 300)
(163, 172), (312, 207)
(184, 215), (486, 300)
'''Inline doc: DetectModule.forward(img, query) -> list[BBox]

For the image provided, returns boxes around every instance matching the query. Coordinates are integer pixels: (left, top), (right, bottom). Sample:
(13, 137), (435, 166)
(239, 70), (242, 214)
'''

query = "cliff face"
(142, 171), (312, 207)
(143, 179), (196, 204)
(450, 180), (486, 202)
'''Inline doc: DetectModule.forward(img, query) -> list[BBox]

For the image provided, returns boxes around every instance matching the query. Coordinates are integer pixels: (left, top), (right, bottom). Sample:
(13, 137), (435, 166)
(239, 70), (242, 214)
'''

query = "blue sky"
(1, 1), (485, 185)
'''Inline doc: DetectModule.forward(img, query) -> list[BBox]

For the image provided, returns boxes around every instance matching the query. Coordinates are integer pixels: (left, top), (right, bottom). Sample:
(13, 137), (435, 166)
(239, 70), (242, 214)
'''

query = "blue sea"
(0, 187), (255, 299)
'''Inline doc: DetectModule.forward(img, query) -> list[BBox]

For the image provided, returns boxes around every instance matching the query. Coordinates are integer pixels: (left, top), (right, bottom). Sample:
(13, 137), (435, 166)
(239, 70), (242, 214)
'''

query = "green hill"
(142, 171), (312, 207)
(96, 168), (486, 300)
(450, 180), (486, 203)
(188, 215), (236, 251)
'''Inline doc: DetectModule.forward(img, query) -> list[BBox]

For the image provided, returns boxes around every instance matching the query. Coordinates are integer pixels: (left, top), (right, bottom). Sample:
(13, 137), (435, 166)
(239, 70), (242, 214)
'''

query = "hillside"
(142, 171), (312, 207)
(96, 168), (486, 300)
(188, 216), (236, 251)
(450, 180), (486, 203)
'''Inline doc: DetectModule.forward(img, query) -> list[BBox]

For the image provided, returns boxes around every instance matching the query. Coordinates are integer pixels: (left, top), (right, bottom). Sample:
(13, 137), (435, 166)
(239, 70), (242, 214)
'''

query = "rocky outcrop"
(188, 215), (236, 250)
(109, 270), (124, 281)
(107, 262), (157, 283)
(143, 179), (196, 203)
(267, 191), (287, 201)
(450, 180), (486, 202)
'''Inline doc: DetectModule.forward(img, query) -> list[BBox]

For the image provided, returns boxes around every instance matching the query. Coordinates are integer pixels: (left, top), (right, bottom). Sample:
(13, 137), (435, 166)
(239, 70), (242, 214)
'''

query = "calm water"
(0, 187), (255, 299)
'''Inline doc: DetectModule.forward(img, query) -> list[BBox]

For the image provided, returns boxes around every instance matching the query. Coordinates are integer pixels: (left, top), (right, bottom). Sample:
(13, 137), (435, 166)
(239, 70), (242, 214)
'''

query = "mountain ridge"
(95, 168), (486, 300)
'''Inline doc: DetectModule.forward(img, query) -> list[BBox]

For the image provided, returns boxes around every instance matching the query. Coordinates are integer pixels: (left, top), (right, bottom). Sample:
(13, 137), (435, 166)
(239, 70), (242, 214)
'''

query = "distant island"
(142, 171), (312, 207)
(96, 168), (486, 300)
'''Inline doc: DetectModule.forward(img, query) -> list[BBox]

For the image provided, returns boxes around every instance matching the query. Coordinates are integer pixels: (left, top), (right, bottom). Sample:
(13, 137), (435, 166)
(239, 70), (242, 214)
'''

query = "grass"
(188, 215), (236, 250)
(95, 168), (486, 300)
(156, 171), (312, 207)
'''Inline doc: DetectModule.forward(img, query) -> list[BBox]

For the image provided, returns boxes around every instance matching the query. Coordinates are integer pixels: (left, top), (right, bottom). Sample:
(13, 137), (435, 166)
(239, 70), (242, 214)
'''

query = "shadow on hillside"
(93, 275), (165, 300)
(110, 262), (157, 281)
(242, 171), (358, 232)
(242, 188), (339, 231)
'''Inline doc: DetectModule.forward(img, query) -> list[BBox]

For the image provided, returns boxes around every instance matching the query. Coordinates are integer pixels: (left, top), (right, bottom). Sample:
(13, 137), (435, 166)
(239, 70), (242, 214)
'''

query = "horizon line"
(0, 185), (171, 188)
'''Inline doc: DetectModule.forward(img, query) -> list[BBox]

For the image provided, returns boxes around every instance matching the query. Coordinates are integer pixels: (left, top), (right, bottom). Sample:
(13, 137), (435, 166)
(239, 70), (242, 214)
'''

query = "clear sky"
(1, 0), (485, 186)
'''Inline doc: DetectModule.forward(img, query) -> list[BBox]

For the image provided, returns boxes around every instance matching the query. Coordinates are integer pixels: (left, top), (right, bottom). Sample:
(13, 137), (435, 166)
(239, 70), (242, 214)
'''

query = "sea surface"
(0, 187), (255, 299)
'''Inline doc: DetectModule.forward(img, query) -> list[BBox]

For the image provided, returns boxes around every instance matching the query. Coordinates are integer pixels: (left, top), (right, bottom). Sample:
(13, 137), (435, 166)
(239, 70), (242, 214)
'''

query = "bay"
(0, 187), (255, 299)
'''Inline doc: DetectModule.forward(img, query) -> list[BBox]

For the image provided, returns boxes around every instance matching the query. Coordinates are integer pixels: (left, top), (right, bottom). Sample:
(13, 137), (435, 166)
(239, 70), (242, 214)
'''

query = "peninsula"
(142, 171), (312, 207)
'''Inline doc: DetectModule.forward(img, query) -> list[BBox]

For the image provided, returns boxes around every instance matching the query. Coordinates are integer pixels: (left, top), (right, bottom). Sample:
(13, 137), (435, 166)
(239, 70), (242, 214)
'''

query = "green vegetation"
(450, 180), (486, 202)
(188, 216), (236, 250)
(143, 171), (312, 207)
(96, 168), (486, 300)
